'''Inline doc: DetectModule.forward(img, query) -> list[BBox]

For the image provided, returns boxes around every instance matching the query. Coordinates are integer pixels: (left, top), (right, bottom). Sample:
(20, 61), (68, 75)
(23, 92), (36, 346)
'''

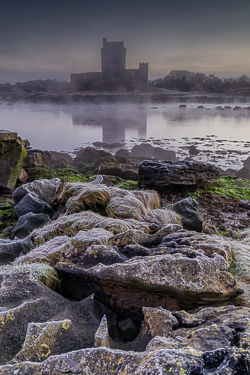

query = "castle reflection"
(71, 104), (147, 143)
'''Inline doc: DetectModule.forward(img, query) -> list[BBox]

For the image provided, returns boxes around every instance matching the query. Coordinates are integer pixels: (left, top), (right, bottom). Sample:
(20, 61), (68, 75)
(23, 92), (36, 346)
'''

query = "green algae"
(206, 176), (250, 200)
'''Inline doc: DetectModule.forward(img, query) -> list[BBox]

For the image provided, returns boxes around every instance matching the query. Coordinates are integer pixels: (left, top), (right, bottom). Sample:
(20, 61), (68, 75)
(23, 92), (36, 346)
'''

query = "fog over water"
(1, 100), (250, 170)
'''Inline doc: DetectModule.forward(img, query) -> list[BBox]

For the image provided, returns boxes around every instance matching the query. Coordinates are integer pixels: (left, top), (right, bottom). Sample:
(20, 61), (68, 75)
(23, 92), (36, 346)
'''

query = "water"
(0, 100), (250, 170)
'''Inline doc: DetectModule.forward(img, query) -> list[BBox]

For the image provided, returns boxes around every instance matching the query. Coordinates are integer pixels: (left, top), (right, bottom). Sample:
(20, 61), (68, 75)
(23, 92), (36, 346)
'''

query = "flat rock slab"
(0, 346), (249, 374)
(138, 160), (220, 189)
(56, 250), (239, 315)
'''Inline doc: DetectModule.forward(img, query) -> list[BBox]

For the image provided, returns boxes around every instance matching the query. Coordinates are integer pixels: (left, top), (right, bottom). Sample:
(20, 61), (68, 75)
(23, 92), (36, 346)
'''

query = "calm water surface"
(1, 100), (250, 169)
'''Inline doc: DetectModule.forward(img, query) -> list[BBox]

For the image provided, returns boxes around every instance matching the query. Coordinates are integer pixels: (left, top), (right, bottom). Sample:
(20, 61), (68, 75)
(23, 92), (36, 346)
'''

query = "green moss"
(7, 146), (27, 191)
(116, 180), (138, 190)
(30, 166), (97, 183)
(0, 199), (17, 239)
(206, 176), (250, 200)
(228, 254), (239, 277)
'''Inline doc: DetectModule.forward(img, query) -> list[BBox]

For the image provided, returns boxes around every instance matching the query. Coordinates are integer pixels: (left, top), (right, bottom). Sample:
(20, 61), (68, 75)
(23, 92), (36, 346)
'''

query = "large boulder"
(138, 160), (220, 190)
(54, 235), (238, 314)
(14, 193), (54, 218)
(23, 149), (51, 169)
(0, 236), (33, 263)
(0, 130), (27, 191)
(12, 212), (50, 239)
(131, 143), (154, 158)
(173, 196), (203, 232)
(153, 147), (178, 162)
(0, 272), (101, 365)
(72, 147), (112, 167)
(12, 178), (61, 204)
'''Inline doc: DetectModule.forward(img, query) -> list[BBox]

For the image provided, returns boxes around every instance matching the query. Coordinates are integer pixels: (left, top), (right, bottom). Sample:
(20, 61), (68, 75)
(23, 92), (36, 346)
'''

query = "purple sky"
(1, 0), (250, 83)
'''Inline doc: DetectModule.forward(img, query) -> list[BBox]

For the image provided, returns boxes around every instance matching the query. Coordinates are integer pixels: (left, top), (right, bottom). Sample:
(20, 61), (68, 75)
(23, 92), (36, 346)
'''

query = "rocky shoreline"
(0, 130), (250, 374)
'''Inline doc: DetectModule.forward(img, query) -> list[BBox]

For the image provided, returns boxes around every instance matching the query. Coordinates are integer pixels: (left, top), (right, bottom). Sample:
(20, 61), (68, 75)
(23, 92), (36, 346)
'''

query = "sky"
(1, 0), (250, 83)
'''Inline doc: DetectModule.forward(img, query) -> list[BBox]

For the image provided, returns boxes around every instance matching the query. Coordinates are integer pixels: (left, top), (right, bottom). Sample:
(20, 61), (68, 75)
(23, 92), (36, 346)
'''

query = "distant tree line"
(150, 70), (250, 92)
(1, 72), (250, 94)
(0, 79), (70, 94)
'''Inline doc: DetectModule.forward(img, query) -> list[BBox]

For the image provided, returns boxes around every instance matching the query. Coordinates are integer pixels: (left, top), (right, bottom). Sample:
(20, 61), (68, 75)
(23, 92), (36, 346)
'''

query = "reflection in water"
(0, 101), (250, 169)
(71, 105), (147, 143)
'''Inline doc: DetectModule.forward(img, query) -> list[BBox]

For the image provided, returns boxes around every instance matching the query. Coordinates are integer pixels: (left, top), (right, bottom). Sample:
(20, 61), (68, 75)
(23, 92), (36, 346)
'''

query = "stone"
(243, 156), (250, 168)
(56, 248), (239, 315)
(0, 273), (100, 365)
(173, 196), (203, 232)
(49, 151), (73, 167)
(115, 149), (131, 158)
(0, 130), (27, 191)
(0, 347), (205, 374)
(17, 229), (114, 266)
(12, 212), (50, 239)
(130, 143), (154, 158)
(10, 320), (75, 364)
(235, 166), (250, 179)
(188, 145), (200, 155)
(72, 147), (112, 167)
(18, 168), (28, 183)
(12, 178), (61, 205)
(23, 149), (51, 169)
(153, 147), (178, 162)
(138, 160), (220, 189)
(94, 315), (110, 348)
(0, 236), (33, 263)
(14, 193), (54, 218)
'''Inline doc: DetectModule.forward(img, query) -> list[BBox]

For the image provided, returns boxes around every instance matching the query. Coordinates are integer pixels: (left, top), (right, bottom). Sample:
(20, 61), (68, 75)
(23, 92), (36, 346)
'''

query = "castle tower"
(101, 38), (126, 79)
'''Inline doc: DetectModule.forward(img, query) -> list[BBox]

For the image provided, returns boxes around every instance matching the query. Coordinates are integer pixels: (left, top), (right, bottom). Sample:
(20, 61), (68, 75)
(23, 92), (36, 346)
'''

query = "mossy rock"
(0, 131), (27, 191)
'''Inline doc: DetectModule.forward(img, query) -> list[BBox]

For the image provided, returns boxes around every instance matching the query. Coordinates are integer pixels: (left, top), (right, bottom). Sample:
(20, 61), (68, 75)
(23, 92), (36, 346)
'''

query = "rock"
(49, 151), (73, 167)
(18, 168), (28, 183)
(115, 149), (131, 158)
(243, 156), (250, 168)
(14, 193), (54, 218)
(23, 149), (51, 169)
(179, 104), (187, 108)
(153, 147), (178, 162)
(0, 272), (100, 365)
(72, 147), (112, 167)
(12, 212), (50, 239)
(188, 145), (200, 155)
(0, 130), (27, 191)
(138, 160), (220, 189)
(143, 307), (178, 337)
(159, 230), (233, 264)
(173, 196), (203, 232)
(0, 347), (205, 374)
(130, 143), (154, 158)
(80, 245), (126, 268)
(17, 229), (114, 266)
(12, 178), (61, 205)
(235, 166), (250, 179)
(94, 315), (110, 348)
(56, 248), (239, 314)
(0, 236), (33, 263)
(10, 320), (75, 364)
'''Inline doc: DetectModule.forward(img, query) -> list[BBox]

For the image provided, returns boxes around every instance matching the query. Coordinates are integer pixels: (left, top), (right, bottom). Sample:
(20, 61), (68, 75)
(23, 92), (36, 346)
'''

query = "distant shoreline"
(1, 90), (250, 105)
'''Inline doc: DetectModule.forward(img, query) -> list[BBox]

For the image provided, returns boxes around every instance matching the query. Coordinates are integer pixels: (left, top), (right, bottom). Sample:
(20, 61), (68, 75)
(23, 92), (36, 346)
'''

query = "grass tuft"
(0, 261), (60, 290)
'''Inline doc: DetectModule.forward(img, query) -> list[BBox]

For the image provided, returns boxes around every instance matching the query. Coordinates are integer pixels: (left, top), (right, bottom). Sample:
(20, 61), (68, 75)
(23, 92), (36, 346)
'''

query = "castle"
(71, 38), (148, 85)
